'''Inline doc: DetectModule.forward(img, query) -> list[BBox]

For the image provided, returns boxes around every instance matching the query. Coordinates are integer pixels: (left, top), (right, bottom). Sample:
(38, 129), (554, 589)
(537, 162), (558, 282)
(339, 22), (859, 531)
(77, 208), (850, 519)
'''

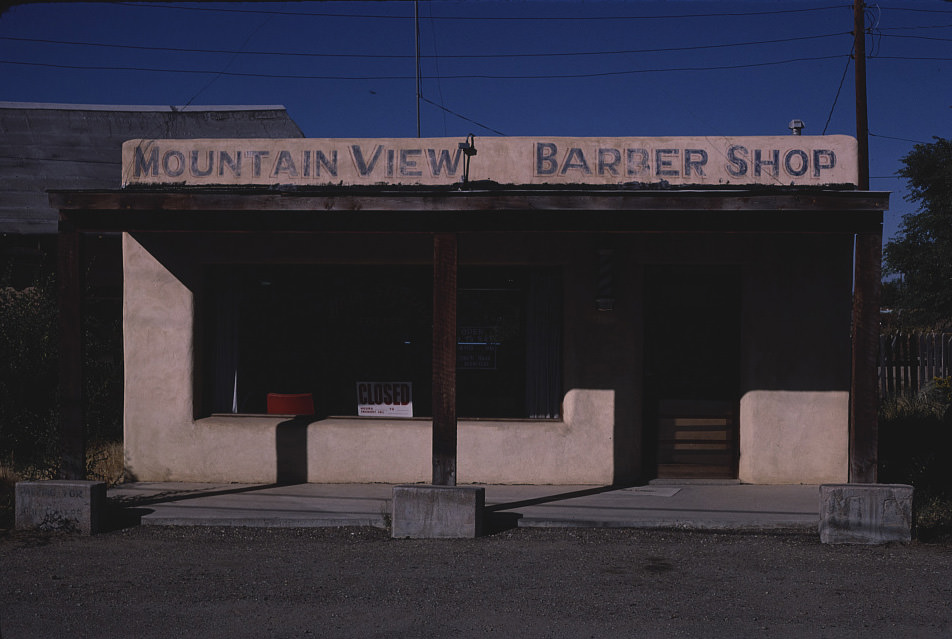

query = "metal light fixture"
(459, 134), (477, 186)
(789, 119), (805, 135)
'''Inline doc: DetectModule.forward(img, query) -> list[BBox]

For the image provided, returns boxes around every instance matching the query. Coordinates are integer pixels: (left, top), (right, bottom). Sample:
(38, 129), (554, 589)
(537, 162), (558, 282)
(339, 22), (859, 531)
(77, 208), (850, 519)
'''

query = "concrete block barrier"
(392, 485), (485, 538)
(819, 484), (913, 545)
(15, 480), (107, 535)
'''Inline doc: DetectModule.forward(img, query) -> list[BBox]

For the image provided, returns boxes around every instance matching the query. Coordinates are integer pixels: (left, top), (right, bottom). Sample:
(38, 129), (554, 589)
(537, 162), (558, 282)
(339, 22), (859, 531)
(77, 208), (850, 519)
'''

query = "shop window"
(457, 267), (562, 419)
(202, 265), (561, 419)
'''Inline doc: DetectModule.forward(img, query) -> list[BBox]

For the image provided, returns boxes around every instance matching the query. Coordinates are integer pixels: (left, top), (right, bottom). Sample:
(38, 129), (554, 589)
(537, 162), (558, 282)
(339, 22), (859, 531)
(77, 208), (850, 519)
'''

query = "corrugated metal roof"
(0, 102), (304, 234)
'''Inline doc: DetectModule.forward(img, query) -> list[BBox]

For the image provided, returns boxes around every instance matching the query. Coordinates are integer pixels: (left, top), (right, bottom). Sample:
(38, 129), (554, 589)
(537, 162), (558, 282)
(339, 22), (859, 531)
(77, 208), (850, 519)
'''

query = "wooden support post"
(58, 224), (85, 480)
(850, 231), (881, 483)
(432, 233), (457, 486)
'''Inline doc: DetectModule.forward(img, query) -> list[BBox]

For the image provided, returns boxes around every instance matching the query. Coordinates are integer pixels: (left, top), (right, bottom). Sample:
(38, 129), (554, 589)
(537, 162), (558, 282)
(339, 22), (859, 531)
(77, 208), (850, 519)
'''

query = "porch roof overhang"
(50, 186), (887, 234)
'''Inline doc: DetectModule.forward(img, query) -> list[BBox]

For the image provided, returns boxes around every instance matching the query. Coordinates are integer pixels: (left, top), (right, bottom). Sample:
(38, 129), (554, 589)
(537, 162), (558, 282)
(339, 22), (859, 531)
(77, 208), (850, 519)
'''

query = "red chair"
(267, 393), (315, 415)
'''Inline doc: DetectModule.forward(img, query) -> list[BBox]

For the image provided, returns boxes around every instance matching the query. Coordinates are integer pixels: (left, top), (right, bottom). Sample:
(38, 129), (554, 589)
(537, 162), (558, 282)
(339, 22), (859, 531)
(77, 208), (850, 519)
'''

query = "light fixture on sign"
(459, 134), (477, 186)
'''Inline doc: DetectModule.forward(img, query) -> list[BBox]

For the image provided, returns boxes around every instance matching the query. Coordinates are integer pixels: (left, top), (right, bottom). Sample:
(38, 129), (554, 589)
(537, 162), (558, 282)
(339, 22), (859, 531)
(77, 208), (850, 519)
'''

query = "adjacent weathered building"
(1, 102), (303, 285)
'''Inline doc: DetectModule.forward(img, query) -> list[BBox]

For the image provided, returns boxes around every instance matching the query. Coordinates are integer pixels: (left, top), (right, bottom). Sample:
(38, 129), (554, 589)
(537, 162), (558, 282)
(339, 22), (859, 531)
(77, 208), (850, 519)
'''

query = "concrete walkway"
(109, 481), (820, 532)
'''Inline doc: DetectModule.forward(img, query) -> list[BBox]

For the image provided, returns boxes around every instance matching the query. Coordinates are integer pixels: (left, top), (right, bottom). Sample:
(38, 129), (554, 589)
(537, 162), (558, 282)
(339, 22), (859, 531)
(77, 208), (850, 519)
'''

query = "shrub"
(0, 278), (60, 474)
(0, 261), (123, 480)
(879, 380), (952, 538)
(879, 379), (952, 495)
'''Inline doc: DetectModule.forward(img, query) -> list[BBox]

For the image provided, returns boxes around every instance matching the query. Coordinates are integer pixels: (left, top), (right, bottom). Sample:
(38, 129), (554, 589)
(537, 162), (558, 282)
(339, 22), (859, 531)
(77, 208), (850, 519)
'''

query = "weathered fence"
(879, 333), (952, 397)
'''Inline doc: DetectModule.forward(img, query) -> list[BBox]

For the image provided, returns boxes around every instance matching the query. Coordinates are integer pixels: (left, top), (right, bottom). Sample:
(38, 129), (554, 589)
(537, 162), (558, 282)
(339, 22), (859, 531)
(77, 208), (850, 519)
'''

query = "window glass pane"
(204, 264), (561, 419)
(458, 268), (526, 418)
(457, 267), (562, 419)
(207, 265), (431, 416)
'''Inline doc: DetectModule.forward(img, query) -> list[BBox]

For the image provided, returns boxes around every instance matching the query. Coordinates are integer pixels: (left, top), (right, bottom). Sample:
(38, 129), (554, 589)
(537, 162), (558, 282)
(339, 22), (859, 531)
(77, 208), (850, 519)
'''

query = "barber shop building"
(52, 135), (886, 486)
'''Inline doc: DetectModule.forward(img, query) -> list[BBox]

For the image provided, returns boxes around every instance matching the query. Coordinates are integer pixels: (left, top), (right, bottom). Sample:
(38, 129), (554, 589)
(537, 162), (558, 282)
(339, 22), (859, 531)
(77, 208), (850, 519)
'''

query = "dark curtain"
(211, 271), (240, 413)
(525, 267), (562, 418)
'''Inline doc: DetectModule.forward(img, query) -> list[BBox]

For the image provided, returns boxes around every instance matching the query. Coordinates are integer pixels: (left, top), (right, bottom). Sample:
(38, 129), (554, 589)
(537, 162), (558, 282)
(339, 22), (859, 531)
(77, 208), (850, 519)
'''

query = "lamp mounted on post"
(459, 134), (477, 187)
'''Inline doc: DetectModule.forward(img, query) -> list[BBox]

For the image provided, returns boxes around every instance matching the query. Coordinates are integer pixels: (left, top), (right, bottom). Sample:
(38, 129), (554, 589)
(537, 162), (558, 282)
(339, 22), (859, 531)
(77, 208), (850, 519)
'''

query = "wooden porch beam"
(850, 230), (882, 483)
(432, 232), (458, 486)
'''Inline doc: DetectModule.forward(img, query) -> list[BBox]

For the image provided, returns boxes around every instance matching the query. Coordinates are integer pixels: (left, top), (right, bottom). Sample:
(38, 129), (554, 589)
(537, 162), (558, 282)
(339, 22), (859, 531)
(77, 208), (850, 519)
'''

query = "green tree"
(883, 137), (952, 331)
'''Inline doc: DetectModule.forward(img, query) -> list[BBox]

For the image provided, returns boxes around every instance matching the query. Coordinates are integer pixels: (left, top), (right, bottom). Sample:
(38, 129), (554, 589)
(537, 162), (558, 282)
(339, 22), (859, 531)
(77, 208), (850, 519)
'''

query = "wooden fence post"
(879, 332), (952, 398)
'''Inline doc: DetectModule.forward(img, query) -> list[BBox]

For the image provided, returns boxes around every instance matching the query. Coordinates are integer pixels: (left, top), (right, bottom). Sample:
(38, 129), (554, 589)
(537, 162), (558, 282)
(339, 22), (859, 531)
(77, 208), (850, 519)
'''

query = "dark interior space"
(642, 264), (742, 479)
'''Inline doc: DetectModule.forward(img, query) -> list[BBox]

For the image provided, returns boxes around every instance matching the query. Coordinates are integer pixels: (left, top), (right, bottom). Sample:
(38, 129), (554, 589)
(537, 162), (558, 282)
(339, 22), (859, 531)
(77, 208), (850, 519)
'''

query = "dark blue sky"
(1, 1), (950, 240)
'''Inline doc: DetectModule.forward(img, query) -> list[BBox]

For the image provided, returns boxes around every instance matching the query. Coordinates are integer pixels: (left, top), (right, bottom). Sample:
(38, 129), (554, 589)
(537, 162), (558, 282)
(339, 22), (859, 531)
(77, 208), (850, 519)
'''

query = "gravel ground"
(1, 525), (951, 639)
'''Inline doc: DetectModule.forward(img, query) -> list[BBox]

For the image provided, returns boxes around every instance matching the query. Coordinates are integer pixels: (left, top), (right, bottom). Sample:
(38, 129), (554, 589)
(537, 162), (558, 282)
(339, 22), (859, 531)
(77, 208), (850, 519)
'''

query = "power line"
(0, 32), (851, 61)
(0, 54), (849, 81)
(879, 33), (952, 43)
(422, 4), (448, 136)
(875, 5), (952, 14)
(180, 13), (275, 110)
(870, 132), (930, 144)
(115, 2), (852, 21)
(823, 45), (853, 135)
(878, 23), (952, 31)
(872, 55), (952, 61)
(420, 97), (505, 136)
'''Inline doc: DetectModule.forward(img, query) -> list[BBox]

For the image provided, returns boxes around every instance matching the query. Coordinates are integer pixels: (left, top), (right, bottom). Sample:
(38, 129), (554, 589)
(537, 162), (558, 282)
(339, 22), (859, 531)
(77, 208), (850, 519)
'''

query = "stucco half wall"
(298, 389), (613, 484)
(738, 390), (849, 484)
(122, 234), (614, 485)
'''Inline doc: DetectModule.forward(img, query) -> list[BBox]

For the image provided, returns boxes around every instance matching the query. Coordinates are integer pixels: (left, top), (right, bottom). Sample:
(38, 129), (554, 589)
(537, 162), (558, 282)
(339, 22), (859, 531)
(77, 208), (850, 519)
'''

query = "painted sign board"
(121, 135), (858, 188)
(356, 381), (413, 417)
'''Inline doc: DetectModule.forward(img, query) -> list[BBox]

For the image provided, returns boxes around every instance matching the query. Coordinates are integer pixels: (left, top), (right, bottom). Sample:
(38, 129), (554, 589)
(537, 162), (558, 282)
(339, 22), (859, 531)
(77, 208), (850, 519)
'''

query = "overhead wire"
(179, 13), (274, 109)
(822, 45), (853, 135)
(866, 3), (883, 57)
(114, 2), (853, 21)
(3, 2), (945, 143)
(874, 5), (952, 14)
(878, 23), (952, 31)
(870, 132), (930, 144)
(872, 55), (952, 61)
(420, 97), (505, 136)
(0, 54), (851, 80)
(422, 4), (448, 136)
(0, 32), (852, 60)
(879, 33), (952, 43)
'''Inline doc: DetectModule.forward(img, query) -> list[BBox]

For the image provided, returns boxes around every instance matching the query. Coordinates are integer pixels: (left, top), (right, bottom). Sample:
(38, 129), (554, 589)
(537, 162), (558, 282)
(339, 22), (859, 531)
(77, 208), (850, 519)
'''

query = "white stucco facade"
(122, 226), (858, 485)
(123, 233), (615, 484)
(101, 134), (884, 486)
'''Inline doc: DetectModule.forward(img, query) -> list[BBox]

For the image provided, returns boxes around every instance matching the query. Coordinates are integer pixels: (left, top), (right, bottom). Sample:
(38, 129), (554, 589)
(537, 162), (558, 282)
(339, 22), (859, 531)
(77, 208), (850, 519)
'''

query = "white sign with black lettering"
(356, 381), (413, 417)
(122, 135), (858, 188)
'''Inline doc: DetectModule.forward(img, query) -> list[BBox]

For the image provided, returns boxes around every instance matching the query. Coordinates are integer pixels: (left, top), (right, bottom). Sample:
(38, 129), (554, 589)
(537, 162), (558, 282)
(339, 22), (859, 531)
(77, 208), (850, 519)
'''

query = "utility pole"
(850, 0), (880, 483)
(854, 0), (869, 189)
(415, 0), (421, 138)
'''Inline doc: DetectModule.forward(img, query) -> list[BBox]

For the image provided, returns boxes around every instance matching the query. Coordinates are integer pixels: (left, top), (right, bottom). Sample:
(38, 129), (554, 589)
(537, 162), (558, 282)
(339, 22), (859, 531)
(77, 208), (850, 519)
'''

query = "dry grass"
(0, 464), (16, 528)
(915, 495), (952, 542)
(86, 440), (125, 486)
